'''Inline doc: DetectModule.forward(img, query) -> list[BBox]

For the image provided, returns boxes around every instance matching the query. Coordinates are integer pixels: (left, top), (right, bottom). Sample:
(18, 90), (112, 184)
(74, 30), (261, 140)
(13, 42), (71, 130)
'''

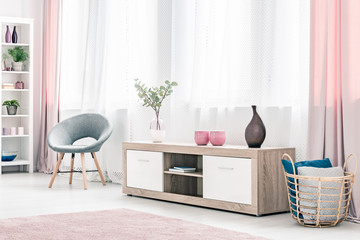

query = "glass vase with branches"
(134, 79), (178, 135)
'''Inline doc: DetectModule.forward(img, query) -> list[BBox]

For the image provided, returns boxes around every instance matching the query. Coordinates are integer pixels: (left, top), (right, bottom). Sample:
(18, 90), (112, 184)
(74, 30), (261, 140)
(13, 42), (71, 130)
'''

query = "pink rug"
(0, 209), (270, 240)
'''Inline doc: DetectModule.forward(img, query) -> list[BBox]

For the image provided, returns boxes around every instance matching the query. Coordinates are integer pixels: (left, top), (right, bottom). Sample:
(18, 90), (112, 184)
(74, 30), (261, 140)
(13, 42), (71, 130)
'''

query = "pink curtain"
(37, 0), (60, 173)
(308, 0), (360, 222)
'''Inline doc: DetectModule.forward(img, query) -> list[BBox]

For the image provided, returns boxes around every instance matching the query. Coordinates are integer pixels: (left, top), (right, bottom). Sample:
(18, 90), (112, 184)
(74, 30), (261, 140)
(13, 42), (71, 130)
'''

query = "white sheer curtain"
(169, 0), (310, 160)
(59, 0), (160, 183)
(58, 0), (310, 184)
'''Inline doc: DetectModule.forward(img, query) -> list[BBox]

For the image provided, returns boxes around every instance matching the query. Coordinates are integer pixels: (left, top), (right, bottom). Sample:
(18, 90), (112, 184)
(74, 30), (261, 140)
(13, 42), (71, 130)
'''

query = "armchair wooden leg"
(69, 153), (75, 184)
(80, 153), (87, 190)
(92, 152), (106, 186)
(48, 153), (65, 188)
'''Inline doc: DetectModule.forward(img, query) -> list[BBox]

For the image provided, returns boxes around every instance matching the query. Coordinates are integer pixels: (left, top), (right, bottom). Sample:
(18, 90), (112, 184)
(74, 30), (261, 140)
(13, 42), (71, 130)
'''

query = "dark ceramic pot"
(245, 105), (266, 148)
(6, 106), (17, 115)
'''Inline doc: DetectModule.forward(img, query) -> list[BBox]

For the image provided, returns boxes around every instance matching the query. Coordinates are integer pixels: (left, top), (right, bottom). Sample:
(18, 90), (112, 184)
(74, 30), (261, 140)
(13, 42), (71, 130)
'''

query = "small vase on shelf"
(12, 26), (18, 43)
(5, 25), (11, 43)
(15, 81), (24, 89)
(150, 114), (165, 143)
(245, 105), (266, 148)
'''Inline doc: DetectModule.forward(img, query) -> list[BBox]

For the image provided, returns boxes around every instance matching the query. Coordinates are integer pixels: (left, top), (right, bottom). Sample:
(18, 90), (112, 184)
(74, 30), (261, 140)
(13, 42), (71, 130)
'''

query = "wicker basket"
(282, 153), (358, 227)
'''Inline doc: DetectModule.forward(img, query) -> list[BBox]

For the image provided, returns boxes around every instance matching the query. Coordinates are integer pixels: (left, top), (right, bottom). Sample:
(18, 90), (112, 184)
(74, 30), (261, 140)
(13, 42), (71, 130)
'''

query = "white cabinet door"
(203, 155), (252, 204)
(126, 150), (164, 192)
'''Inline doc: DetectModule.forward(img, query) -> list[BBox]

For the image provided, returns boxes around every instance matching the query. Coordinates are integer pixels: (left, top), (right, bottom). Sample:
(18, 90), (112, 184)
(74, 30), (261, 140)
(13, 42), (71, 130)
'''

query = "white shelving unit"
(0, 17), (33, 174)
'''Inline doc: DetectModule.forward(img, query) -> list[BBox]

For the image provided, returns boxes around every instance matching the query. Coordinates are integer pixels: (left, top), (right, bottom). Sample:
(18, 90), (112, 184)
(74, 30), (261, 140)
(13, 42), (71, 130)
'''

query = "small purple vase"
(5, 25), (11, 43)
(15, 81), (24, 89)
(12, 26), (18, 43)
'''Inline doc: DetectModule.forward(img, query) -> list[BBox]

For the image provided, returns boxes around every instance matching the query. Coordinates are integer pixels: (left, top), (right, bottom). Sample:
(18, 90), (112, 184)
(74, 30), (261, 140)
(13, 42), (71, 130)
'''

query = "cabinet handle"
(137, 159), (150, 162)
(218, 167), (234, 170)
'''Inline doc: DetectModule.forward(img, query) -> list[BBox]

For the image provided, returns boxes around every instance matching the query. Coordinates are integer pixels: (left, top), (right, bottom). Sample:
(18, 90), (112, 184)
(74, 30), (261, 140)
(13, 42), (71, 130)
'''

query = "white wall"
(0, 0), (43, 170)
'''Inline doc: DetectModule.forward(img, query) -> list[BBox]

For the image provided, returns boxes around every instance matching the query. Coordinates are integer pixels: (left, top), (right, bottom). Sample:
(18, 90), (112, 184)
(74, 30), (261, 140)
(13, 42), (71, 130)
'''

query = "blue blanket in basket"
(281, 158), (332, 217)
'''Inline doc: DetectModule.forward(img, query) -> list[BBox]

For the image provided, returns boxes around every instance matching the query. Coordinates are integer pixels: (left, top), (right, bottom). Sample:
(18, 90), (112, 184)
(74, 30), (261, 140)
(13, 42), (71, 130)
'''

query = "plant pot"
(11, 62), (23, 71)
(150, 115), (165, 143)
(6, 106), (17, 115)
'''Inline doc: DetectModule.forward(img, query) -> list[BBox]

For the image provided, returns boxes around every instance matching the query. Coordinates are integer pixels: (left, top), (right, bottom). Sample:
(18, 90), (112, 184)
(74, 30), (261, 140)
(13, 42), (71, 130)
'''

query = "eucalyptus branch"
(136, 82), (157, 112)
(158, 88), (169, 106)
(134, 79), (178, 130)
(134, 79), (177, 113)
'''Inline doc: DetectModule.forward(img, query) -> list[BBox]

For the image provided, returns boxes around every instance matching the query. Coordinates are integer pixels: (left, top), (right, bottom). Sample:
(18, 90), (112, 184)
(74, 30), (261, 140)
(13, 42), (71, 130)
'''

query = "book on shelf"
(174, 166), (196, 171)
(169, 167), (196, 173)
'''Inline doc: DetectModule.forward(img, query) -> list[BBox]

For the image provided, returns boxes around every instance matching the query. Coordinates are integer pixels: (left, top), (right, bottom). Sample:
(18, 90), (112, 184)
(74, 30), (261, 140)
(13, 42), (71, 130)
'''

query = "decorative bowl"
(210, 131), (226, 146)
(2, 151), (17, 161)
(194, 131), (210, 145)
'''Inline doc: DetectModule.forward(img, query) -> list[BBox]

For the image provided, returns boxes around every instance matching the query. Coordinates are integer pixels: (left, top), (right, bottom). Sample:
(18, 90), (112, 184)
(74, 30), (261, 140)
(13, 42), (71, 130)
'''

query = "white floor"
(0, 173), (359, 240)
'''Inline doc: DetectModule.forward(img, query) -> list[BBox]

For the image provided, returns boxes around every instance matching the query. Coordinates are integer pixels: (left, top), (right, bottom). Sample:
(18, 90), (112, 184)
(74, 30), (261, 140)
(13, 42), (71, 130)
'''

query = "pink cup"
(10, 127), (16, 135)
(210, 131), (226, 146)
(194, 131), (210, 145)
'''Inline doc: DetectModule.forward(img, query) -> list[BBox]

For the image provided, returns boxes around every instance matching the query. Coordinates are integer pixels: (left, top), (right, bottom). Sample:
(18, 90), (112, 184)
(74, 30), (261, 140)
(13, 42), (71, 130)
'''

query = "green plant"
(2, 100), (20, 108)
(134, 79), (178, 129)
(8, 47), (28, 62)
(2, 53), (10, 61)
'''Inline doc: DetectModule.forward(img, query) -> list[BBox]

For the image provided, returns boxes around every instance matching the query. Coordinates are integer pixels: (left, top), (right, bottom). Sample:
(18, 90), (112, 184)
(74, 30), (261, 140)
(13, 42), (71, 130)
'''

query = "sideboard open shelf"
(123, 142), (295, 216)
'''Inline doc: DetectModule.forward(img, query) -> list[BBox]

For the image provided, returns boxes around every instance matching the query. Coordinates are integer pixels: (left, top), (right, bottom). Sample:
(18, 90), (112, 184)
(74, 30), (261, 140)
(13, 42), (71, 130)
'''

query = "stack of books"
(169, 166), (196, 173)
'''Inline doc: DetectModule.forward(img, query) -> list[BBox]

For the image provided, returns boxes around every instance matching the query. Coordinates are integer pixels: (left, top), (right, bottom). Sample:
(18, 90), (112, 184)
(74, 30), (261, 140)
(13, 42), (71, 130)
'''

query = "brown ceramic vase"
(245, 105), (266, 148)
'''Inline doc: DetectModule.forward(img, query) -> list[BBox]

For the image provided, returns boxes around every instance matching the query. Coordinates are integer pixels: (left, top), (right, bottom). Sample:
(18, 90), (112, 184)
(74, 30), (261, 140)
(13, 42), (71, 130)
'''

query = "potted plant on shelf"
(134, 79), (178, 142)
(2, 100), (20, 115)
(8, 46), (28, 71)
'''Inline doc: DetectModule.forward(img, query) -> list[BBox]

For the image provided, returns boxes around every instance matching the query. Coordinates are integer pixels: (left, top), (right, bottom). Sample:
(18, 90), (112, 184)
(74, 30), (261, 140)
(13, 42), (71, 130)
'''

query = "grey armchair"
(48, 113), (112, 190)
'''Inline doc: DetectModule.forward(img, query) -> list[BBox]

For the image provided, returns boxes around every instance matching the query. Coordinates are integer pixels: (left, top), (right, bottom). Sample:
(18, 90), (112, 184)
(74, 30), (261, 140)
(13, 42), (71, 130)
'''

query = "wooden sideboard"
(122, 142), (295, 216)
